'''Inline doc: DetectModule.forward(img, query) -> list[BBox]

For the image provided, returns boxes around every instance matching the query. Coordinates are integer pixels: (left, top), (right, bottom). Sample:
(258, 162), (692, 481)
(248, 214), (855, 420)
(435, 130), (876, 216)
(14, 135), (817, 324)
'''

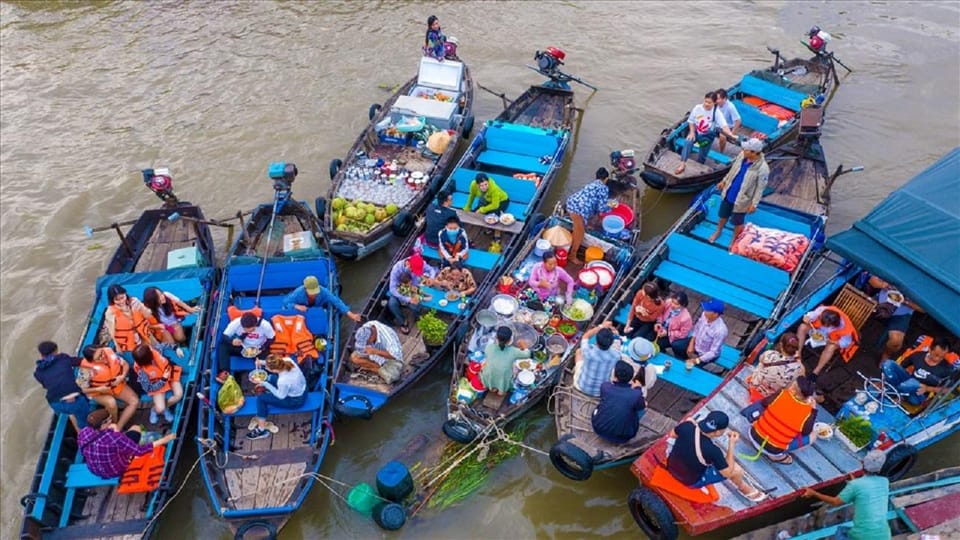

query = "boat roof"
(826, 148), (960, 336)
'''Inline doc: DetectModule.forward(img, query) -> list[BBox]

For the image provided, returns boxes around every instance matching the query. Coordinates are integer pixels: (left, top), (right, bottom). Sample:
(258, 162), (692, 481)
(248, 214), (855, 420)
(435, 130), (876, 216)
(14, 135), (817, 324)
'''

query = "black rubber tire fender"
(329, 159), (342, 181)
(461, 115), (475, 137)
(549, 437), (594, 481)
(368, 103), (382, 121)
(335, 394), (374, 420)
(881, 444), (918, 481)
(314, 196), (327, 221)
(391, 210), (415, 237)
(330, 242), (359, 260)
(234, 520), (278, 540)
(628, 486), (678, 540)
(442, 418), (478, 444)
(640, 170), (666, 189)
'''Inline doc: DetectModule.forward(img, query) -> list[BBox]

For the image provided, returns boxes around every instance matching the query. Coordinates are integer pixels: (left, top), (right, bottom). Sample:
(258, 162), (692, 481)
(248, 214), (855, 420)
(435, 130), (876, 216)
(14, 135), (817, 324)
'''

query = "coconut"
(365, 214), (376, 225)
(332, 197), (346, 211)
(385, 203), (398, 216)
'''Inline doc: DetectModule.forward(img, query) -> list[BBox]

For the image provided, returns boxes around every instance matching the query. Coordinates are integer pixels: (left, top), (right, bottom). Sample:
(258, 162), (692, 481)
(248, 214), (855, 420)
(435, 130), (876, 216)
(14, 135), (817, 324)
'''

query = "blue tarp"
(826, 148), (960, 336)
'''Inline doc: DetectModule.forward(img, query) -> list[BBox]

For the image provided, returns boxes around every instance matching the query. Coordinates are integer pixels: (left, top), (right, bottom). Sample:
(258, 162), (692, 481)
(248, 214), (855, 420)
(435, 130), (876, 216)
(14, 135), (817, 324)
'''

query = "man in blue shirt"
(592, 360), (646, 443)
(707, 138), (769, 246)
(574, 322), (626, 397)
(423, 190), (458, 250)
(282, 276), (361, 322)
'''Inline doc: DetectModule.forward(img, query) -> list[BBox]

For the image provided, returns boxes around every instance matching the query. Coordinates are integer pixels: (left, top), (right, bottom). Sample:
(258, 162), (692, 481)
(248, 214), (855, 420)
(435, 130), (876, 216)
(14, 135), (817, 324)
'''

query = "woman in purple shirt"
(527, 250), (575, 304)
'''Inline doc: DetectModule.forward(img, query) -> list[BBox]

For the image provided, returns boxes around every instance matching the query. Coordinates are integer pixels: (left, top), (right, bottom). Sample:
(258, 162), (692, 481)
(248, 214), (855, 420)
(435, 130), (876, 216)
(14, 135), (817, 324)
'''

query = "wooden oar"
(83, 218), (139, 238)
(477, 84), (513, 109)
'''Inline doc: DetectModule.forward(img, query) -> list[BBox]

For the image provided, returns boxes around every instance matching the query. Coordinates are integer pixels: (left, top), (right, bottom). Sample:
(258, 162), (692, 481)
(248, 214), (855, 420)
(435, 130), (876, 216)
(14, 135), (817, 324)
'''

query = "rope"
(143, 446), (214, 531)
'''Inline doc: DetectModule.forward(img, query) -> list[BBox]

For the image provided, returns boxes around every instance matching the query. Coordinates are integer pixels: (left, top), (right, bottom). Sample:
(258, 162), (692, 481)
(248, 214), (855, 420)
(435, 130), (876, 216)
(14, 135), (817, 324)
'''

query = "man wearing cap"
(78, 409), (176, 479)
(667, 411), (765, 501)
(706, 137), (769, 246)
(591, 360), (647, 443)
(282, 275), (361, 322)
(672, 299), (729, 374)
(574, 321), (627, 397)
(803, 450), (892, 540)
(218, 312), (276, 372)
(387, 252), (438, 334)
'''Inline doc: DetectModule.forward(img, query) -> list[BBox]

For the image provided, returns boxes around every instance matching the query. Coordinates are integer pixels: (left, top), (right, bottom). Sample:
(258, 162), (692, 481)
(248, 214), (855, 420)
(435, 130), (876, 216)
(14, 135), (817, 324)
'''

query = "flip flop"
(743, 488), (768, 502)
(771, 454), (794, 465)
(399, 325), (410, 335)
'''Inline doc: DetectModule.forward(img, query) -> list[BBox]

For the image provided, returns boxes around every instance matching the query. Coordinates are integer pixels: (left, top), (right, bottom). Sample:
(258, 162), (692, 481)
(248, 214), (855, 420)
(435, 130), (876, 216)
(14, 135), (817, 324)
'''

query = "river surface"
(2, 1), (958, 538)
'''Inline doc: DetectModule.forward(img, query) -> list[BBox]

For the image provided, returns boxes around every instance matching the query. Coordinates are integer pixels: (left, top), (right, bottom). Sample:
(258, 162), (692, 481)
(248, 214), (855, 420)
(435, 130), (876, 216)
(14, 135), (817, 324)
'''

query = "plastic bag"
(217, 375), (245, 414)
(426, 130), (451, 154)
(379, 360), (403, 385)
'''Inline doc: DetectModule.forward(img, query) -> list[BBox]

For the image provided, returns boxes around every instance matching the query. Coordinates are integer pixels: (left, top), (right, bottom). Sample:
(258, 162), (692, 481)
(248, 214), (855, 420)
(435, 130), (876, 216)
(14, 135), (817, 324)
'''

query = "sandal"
(771, 454), (794, 465)
(743, 488), (768, 502)
(399, 325), (410, 335)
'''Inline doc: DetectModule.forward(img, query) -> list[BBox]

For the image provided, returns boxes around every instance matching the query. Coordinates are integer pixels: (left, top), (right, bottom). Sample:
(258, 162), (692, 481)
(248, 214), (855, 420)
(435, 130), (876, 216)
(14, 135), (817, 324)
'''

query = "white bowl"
(438, 299), (449, 307)
(517, 369), (535, 386)
(814, 422), (834, 439)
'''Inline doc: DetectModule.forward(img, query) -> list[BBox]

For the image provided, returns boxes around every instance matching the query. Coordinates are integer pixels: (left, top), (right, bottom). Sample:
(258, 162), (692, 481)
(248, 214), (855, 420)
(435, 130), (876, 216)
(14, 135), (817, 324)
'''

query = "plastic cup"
(663, 360), (672, 371)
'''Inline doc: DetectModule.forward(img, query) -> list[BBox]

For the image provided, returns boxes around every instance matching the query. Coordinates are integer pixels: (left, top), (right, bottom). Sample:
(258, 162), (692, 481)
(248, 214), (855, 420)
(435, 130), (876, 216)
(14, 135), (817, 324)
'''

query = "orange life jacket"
(148, 295), (190, 339)
(269, 314), (319, 362)
(226, 305), (262, 322)
(117, 445), (166, 494)
(811, 306), (860, 362)
(109, 304), (151, 353)
(133, 348), (182, 395)
(81, 349), (124, 388)
(899, 336), (960, 367)
(753, 388), (815, 451)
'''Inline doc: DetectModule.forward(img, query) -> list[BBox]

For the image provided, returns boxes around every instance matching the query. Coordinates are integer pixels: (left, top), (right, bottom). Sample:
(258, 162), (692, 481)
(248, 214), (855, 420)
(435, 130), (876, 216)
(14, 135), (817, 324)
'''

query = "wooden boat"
(20, 171), (217, 540)
(323, 55), (475, 260)
(640, 34), (847, 193)
(548, 134), (844, 481)
(442, 209), (639, 444)
(333, 49), (589, 420)
(195, 163), (340, 538)
(627, 149), (960, 539)
(732, 466), (960, 540)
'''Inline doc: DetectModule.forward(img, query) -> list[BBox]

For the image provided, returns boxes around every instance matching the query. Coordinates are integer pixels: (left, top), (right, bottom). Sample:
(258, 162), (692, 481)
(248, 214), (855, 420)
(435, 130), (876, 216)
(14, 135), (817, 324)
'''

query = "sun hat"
(303, 276), (321, 295)
(742, 138), (764, 152)
(626, 338), (656, 362)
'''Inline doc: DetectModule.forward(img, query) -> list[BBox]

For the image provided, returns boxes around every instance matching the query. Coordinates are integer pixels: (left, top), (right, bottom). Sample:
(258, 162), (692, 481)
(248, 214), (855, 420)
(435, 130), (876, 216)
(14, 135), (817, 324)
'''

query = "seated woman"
(104, 284), (158, 354)
(748, 376), (818, 465)
(423, 15), (456, 61)
(463, 173), (509, 215)
(746, 333), (803, 402)
(246, 354), (307, 440)
(434, 266), (477, 296)
(79, 344), (140, 430)
(655, 290), (693, 356)
(132, 344), (183, 424)
(527, 250), (575, 305)
(143, 286), (199, 352)
(438, 216), (469, 268)
(592, 360), (647, 444)
(624, 282), (665, 340)
(480, 326), (531, 396)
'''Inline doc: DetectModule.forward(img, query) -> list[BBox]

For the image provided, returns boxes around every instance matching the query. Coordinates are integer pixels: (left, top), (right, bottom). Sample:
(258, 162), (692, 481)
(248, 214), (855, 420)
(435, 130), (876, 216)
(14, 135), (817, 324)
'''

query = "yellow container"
(584, 246), (604, 264)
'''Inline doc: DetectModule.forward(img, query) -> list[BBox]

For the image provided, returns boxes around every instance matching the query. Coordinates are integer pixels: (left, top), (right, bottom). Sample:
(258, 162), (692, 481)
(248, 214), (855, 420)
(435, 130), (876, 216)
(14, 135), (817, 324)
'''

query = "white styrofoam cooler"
(416, 57), (464, 92)
(391, 95), (458, 129)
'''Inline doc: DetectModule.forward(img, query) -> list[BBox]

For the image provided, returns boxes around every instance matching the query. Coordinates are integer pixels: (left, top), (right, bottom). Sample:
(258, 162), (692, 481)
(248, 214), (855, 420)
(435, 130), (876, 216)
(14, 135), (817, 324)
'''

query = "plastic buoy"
(376, 460), (414, 502)
(372, 501), (407, 531)
(346, 482), (378, 515)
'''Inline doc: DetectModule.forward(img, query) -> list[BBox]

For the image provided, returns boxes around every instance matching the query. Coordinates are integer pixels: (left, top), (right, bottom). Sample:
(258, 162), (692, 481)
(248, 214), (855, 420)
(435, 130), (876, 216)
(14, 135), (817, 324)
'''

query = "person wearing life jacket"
(796, 304), (860, 378)
(79, 344), (140, 429)
(281, 275), (361, 322)
(132, 345), (183, 424)
(78, 409), (175, 480)
(104, 285), (155, 354)
(748, 376), (818, 465)
(269, 313), (320, 371)
(142, 286), (199, 352)
(882, 336), (958, 406)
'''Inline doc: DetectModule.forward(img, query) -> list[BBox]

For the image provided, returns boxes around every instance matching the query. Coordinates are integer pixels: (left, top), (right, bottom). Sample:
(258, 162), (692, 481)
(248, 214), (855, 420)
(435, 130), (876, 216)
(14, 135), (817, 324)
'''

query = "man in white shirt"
(715, 89), (741, 153)
(675, 91), (738, 176)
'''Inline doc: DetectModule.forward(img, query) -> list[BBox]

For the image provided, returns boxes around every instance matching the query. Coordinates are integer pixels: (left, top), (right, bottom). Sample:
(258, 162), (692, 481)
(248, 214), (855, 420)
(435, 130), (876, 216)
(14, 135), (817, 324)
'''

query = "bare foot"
(674, 163), (686, 175)
(707, 231), (720, 244)
(570, 258), (583, 266)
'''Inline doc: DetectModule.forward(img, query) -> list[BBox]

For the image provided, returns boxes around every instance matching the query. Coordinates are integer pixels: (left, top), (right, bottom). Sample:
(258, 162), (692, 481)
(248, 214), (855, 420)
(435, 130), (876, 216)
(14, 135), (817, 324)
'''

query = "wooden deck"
(136, 213), (203, 272)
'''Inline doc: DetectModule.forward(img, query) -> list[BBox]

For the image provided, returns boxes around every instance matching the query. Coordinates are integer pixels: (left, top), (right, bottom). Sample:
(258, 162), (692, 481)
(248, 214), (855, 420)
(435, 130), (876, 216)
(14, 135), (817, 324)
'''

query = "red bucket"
(602, 203), (635, 228)
(555, 248), (569, 267)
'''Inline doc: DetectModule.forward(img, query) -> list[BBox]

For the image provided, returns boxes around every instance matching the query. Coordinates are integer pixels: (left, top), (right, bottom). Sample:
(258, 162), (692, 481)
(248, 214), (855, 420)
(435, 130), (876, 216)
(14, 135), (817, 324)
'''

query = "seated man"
(438, 216), (469, 268)
(868, 275), (924, 362)
(78, 409), (175, 480)
(350, 321), (403, 380)
(573, 322), (624, 397)
(433, 266), (478, 296)
(388, 252), (438, 334)
(423, 190), (457, 249)
(881, 337), (956, 406)
(592, 360), (647, 443)
(666, 411), (765, 502)
(795, 304), (859, 378)
(747, 376), (818, 465)
(463, 173), (509, 215)
(217, 312), (275, 373)
(671, 299), (728, 374)
(282, 275), (361, 322)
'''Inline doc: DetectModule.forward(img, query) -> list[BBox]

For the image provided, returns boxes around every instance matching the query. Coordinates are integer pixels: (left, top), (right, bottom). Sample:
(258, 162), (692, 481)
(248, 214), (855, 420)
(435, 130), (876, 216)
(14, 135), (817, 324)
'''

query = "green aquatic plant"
(837, 415), (873, 449)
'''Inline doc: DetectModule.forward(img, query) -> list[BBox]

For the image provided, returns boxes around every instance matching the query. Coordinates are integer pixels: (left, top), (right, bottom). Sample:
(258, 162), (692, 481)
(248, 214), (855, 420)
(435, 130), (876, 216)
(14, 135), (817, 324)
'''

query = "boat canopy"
(826, 148), (960, 336)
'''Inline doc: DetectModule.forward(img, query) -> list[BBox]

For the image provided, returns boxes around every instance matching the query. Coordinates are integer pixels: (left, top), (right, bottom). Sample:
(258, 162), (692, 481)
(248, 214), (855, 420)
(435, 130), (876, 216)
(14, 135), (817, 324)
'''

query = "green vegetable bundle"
(837, 415), (873, 448)
(417, 310), (448, 346)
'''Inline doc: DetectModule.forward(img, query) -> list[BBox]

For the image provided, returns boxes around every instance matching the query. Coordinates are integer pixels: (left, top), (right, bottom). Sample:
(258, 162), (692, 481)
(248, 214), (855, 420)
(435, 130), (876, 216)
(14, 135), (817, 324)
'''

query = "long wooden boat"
(332, 50), (588, 420)
(732, 466), (960, 540)
(323, 55), (475, 260)
(441, 208), (639, 443)
(21, 172), (217, 540)
(195, 163), (340, 538)
(640, 35), (845, 194)
(627, 149), (960, 539)
(548, 135), (840, 481)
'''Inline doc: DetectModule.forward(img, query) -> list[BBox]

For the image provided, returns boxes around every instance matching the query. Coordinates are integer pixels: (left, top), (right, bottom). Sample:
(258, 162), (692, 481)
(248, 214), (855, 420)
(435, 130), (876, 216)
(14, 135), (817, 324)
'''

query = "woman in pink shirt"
(655, 290), (693, 355)
(527, 251), (575, 304)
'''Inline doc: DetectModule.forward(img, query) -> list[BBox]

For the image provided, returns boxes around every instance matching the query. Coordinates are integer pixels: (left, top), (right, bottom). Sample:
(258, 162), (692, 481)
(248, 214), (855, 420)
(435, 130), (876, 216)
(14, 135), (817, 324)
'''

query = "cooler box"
(167, 246), (202, 269)
(415, 57), (464, 93)
(283, 231), (317, 254)
(391, 95), (458, 130)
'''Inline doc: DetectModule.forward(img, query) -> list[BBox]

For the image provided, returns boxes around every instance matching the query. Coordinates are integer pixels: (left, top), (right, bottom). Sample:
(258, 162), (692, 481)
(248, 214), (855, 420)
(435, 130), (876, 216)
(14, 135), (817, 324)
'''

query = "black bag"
(874, 302), (898, 320)
(740, 400), (765, 423)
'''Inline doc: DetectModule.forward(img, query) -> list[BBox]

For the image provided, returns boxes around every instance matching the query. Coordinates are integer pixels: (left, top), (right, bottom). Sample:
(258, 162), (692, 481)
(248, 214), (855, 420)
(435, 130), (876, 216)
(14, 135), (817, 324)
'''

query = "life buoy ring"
(628, 486), (678, 540)
(368, 103), (382, 121)
(391, 210), (415, 237)
(328, 159), (342, 181)
(549, 436), (594, 481)
(881, 444), (917, 481)
(461, 115), (475, 137)
(335, 394), (374, 420)
(442, 418), (477, 444)
(234, 520), (277, 540)
(640, 171), (666, 189)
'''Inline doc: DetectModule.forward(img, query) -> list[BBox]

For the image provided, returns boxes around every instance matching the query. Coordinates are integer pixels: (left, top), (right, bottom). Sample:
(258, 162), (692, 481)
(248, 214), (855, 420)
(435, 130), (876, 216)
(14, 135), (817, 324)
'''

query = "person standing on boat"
(803, 450), (892, 540)
(714, 89), (742, 153)
(654, 290), (693, 357)
(565, 167), (612, 265)
(423, 190), (458, 250)
(78, 409), (175, 480)
(591, 360), (647, 443)
(624, 281), (666, 340)
(246, 354), (307, 440)
(666, 411), (766, 502)
(527, 250), (576, 305)
(388, 252), (438, 334)
(142, 286), (199, 352)
(746, 333), (804, 401)
(795, 305), (859, 379)
(574, 322), (626, 397)
(79, 344), (141, 430)
(868, 275), (924, 363)
(423, 15), (451, 61)
(747, 376), (818, 465)
(104, 284), (158, 354)
(282, 275), (361, 322)
(463, 173), (509, 215)
(132, 344), (183, 425)
(217, 312), (276, 373)
(34, 341), (90, 431)
(674, 91), (738, 176)
(672, 299), (728, 374)
(480, 326), (531, 396)
(438, 216), (470, 268)
(706, 138), (769, 246)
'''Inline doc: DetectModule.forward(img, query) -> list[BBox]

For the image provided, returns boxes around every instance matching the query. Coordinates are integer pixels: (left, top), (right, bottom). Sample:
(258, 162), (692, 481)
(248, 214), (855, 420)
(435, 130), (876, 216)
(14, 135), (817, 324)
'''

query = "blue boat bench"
(420, 244), (501, 272)
(219, 390), (327, 444)
(701, 199), (814, 237)
(649, 353), (723, 396)
(731, 99), (781, 135)
(737, 75), (807, 112)
(474, 123), (562, 175)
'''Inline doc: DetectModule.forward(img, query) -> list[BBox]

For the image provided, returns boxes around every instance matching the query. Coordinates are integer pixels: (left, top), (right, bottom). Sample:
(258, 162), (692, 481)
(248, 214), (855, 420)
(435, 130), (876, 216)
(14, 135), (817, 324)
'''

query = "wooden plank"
(254, 464), (275, 509)
(891, 483), (960, 509)
(225, 469), (243, 510)
(812, 409), (864, 474)
(236, 466), (261, 509)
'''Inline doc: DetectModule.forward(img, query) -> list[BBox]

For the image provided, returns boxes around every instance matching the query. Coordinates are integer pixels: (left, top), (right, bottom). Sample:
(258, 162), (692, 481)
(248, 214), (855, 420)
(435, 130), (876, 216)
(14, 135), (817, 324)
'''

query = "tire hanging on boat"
(881, 444), (917, 481)
(330, 241), (359, 260)
(461, 114), (475, 137)
(639, 171), (667, 190)
(234, 520), (277, 540)
(391, 210), (415, 237)
(368, 103), (382, 121)
(628, 486), (678, 540)
(329, 159), (342, 181)
(549, 436), (594, 481)
(314, 197), (327, 221)
(335, 394), (374, 420)
(442, 418), (478, 444)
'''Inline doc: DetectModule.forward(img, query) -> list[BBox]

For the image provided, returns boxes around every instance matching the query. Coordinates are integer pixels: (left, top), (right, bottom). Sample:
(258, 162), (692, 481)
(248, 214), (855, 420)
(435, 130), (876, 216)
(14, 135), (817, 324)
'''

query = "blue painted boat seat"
(106, 278), (205, 305)
(655, 261), (774, 319)
(671, 138), (733, 166)
(477, 150), (550, 175)
(717, 345), (741, 370)
(702, 200), (813, 237)
(230, 351), (327, 373)
(66, 463), (119, 489)
(483, 124), (560, 158)
(227, 259), (332, 292)
(227, 391), (326, 417)
(665, 235), (790, 300)
(450, 192), (529, 221)
(731, 99), (780, 135)
(738, 75), (807, 112)
(420, 245), (501, 271)
(231, 297), (331, 336)
(452, 168), (538, 205)
(649, 353), (723, 396)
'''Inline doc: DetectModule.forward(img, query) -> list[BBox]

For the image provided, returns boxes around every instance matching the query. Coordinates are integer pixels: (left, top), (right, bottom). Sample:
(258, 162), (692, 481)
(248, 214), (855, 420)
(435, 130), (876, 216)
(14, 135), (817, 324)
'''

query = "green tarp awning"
(826, 148), (960, 336)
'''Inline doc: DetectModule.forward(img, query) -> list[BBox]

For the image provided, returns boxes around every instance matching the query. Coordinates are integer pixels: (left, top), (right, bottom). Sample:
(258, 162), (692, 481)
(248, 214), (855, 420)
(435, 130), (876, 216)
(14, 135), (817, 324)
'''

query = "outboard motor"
(142, 167), (178, 207)
(534, 47), (566, 78)
(608, 150), (638, 190)
(268, 161), (298, 210)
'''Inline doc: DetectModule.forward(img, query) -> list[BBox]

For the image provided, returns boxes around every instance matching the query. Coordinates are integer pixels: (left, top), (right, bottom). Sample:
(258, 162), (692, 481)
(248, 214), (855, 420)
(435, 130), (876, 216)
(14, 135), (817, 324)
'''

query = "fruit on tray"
(331, 199), (399, 234)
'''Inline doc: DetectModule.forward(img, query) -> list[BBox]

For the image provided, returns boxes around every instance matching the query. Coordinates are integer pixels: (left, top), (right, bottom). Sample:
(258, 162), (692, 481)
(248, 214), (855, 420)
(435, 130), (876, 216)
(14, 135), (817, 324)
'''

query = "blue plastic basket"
(602, 215), (625, 235)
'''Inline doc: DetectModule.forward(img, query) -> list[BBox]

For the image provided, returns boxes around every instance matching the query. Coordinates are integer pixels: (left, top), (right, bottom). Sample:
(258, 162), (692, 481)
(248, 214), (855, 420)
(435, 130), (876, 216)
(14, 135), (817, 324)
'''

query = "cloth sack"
(379, 359), (403, 385)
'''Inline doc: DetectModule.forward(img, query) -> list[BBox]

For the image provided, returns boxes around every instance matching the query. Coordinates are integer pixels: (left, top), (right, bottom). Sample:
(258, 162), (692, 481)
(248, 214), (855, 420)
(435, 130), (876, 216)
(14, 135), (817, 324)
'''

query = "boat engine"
(609, 150), (638, 189)
(142, 167), (178, 207)
(534, 47), (566, 78)
(807, 26), (832, 54)
(268, 161), (298, 207)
